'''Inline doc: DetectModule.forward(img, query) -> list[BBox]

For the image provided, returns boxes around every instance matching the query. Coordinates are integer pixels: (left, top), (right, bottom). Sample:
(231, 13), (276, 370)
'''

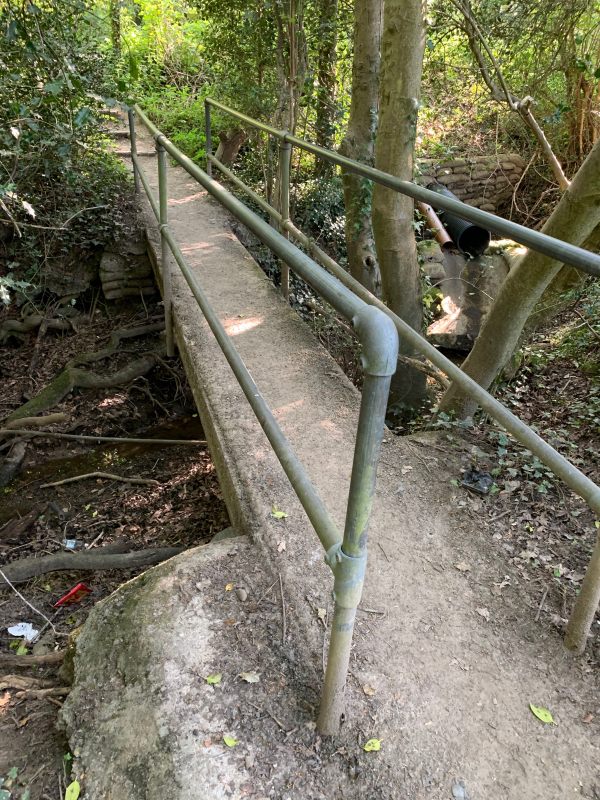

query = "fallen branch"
(0, 674), (54, 691)
(397, 355), (450, 390)
(0, 650), (66, 669)
(2, 413), (69, 431)
(0, 429), (207, 447)
(15, 686), (70, 700)
(1, 545), (184, 584)
(40, 471), (160, 489)
(6, 351), (164, 422)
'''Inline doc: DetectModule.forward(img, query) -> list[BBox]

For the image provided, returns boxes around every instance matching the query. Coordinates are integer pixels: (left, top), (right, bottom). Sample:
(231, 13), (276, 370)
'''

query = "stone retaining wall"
(417, 153), (526, 212)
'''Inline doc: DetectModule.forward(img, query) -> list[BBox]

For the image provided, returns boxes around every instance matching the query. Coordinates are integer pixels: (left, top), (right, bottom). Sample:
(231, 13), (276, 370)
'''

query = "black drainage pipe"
(427, 182), (491, 257)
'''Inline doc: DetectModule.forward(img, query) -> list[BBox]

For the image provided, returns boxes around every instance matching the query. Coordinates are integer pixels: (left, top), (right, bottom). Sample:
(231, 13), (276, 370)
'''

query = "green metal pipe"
(156, 139), (174, 358)
(127, 108), (140, 193)
(209, 154), (280, 220)
(161, 226), (342, 554)
(318, 369), (395, 734)
(206, 97), (285, 140)
(204, 100), (212, 178)
(202, 98), (600, 278)
(132, 154), (159, 220)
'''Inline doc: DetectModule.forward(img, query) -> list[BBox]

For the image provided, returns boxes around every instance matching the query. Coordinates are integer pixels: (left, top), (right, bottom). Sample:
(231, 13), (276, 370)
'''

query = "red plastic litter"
(53, 582), (92, 607)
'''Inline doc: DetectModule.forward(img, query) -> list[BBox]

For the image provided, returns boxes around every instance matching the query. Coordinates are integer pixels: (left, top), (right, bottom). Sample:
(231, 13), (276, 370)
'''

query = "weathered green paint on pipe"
(209, 154), (280, 220)
(132, 154), (159, 220)
(127, 108), (140, 193)
(318, 368), (394, 733)
(204, 98), (600, 278)
(160, 226), (342, 554)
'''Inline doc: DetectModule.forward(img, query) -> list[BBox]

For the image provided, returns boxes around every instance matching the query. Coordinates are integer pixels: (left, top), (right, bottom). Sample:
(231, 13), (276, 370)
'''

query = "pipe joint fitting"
(325, 543), (367, 610)
(155, 133), (167, 148)
(352, 305), (399, 377)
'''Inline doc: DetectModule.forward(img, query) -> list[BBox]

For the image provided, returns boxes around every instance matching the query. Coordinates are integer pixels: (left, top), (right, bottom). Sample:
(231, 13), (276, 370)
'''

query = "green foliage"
(0, 0), (130, 298)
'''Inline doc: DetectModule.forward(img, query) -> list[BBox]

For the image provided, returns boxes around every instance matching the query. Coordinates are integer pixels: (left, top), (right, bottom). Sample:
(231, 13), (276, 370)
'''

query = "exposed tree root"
(0, 650), (66, 669)
(1, 545), (184, 584)
(0, 441), (27, 487)
(4, 320), (166, 423)
(3, 413), (69, 431)
(0, 504), (47, 541)
(40, 471), (160, 489)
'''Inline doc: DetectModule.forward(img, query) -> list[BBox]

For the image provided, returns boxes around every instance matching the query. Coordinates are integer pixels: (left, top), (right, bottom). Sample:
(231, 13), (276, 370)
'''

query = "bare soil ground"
(0, 296), (229, 798)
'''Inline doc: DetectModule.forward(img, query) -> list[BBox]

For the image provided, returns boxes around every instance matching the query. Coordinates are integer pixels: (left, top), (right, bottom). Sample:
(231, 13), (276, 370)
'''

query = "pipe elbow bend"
(352, 305), (399, 377)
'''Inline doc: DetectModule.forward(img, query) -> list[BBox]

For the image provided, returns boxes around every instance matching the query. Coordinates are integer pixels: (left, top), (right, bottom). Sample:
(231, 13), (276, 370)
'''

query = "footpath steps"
(60, 119), (599, 800)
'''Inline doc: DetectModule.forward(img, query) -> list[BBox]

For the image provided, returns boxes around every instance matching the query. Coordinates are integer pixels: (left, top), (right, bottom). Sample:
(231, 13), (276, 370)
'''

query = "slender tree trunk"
(314, 0), (338, 177)
(439, 137), (600, 419)
(340, 0), (382, 296)
(109, 0), (121, 56)
(372, 0), (428, 409)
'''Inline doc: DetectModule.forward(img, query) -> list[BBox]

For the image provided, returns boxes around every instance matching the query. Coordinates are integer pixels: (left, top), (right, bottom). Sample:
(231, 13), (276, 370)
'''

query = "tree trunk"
(109, 0), (121, 56)
(372, 0), (428, 410)
(439, 137), (600, 419)
(214, 129), (247, 166)
(314, 0), (338, 177)
(340, 0), (382, 297)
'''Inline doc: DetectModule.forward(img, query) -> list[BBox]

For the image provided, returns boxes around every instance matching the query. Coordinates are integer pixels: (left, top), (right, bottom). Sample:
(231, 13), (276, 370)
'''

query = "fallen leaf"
(317, 607), (327, 623)
(363, 738), (381, 752)
(225, 583), (234, 592)
(454, 561), (471, 572)
(239, 671), (260, 683)
(0, 690), (10, 709)
(582, 712), (594, 724)
(401, 465), (413, 475)
(205, 673), (222, 685)
(529, 703), (555, 724)
(362, 684), (376, 697)
(223, 735), (238, 747)
(476, 607), (490, 621)
(271, 505), (288, 520)
(64, 781), (80, 800)
(203, 738), (212, 747)
(277, 540), (286, 552)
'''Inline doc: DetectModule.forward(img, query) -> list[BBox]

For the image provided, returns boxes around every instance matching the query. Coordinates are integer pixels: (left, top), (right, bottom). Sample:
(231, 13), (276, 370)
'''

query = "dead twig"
(278, 571), (287, 645)
(535, 586), (549, 622)
(40, 471), (160, 489)
(247, 700), (291, 732)
(0, 429), (207, 447)
(2, 413), (69, 431)
(0, 674), (54, 691)
(1, 545), (184, 584)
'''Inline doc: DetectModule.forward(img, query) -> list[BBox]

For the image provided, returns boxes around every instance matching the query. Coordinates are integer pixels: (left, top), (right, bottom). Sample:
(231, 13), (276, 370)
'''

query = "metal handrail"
(128, 105), (399, 734)
(206, 97), (600, 278)
(200, 99), (600, 655)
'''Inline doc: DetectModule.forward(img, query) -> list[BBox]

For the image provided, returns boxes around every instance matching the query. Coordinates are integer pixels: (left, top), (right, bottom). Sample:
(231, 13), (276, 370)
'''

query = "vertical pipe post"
(204, 100), (212, 177)
(156, 137), (174, 358)
(128, 107), (140, 193)
(278, 139), (292, 300)
(317, 308), (398, 735)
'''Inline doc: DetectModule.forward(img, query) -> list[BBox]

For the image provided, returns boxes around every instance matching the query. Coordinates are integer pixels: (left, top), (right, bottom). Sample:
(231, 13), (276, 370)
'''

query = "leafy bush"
(0, 1), (130, 301)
